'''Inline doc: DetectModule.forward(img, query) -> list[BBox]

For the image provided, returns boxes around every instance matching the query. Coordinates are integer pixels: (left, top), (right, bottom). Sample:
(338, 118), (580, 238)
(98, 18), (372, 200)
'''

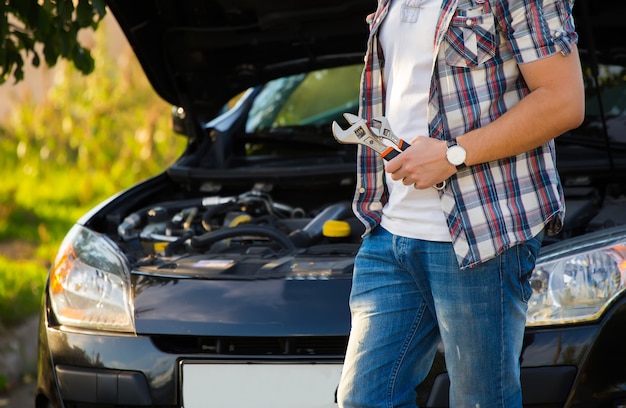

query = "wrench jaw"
(330, 121), (357, 146)
(331, 118), (390, 156)
(342, 112), (363, 126)
(371, 116), (402, 146)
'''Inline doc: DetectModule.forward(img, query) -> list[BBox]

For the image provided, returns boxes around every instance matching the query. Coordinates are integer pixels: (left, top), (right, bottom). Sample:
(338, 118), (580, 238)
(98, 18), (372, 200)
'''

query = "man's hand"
(385, 136), (456, 189)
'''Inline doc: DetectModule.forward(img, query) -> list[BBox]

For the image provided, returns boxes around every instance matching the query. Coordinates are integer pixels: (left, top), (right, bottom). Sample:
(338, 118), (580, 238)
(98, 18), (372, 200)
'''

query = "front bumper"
(37, 297), (626, 408)
(36, 310), (347, 408)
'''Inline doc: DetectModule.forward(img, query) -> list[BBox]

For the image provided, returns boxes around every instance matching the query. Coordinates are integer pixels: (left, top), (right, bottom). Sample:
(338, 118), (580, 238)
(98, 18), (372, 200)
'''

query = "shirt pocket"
(444, 6), (497, 68)
(401, 0), (425, 23)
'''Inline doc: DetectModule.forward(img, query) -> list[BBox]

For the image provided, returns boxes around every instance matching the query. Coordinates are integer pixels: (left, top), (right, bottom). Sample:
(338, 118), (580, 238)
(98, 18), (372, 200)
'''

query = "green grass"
(0, 257), (47, 326)
(0, 24), (185, 328)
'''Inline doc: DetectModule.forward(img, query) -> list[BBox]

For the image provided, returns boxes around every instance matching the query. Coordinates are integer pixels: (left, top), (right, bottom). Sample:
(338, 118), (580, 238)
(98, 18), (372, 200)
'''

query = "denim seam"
(499, 258), (506, 408)
(385, 235), (426, 408)
(386, 297), (427, 408)
(498, 244), (522, 408)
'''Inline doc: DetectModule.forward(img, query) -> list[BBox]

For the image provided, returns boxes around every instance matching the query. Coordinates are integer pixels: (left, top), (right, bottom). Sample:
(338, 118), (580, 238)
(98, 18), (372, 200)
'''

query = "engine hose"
(164, 230), (194, 256)
(190, 225), (296, 252)
(118, 196), (234, 241)
(201, 202), (242, 232)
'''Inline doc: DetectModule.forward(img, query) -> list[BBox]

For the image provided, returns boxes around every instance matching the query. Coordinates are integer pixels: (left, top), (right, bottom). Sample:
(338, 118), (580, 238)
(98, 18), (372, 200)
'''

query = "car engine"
(113, 186), (364, 278)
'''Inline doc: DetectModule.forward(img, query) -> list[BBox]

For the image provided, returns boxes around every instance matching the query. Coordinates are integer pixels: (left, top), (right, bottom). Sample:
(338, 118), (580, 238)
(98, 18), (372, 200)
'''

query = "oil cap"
(322, 220), (351, 238)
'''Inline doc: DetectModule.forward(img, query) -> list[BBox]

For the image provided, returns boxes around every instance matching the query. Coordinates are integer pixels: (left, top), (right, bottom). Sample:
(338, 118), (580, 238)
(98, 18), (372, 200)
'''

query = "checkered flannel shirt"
(353, 0), (578, 269)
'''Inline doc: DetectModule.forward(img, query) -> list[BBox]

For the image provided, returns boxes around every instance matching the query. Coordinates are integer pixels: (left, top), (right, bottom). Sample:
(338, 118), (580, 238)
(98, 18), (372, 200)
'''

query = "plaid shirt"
(354, 0), (578, 269)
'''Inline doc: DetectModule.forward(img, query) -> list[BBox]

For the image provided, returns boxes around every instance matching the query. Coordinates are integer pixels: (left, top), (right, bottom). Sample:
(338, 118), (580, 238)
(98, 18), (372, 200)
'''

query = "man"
(337, 0), (584, 407)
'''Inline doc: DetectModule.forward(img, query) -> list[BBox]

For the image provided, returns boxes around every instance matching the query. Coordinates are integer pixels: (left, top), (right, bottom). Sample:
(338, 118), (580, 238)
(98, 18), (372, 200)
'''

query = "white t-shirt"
(379, 0), (451, 242)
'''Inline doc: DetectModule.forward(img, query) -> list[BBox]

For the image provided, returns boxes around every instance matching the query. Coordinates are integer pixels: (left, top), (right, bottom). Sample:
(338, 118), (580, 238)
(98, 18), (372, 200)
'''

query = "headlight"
(527, 229), (626, 326)
(49, 225), (135, 333)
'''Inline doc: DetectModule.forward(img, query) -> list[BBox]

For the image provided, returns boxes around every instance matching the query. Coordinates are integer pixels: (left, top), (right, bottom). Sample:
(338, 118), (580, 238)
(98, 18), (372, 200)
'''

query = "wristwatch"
(446, 139), (467, 170)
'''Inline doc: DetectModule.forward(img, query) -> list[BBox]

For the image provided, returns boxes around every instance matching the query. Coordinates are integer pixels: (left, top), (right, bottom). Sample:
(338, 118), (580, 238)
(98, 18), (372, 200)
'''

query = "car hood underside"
(105, 0), (625, 119)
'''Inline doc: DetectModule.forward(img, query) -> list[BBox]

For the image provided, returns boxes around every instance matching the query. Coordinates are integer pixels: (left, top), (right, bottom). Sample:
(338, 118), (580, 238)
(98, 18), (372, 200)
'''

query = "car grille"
(151, 335), (348, 357)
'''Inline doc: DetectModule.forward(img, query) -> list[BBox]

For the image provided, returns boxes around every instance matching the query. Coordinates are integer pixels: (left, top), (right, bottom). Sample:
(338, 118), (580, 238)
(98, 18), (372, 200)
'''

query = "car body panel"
(133, 275), (353, 336)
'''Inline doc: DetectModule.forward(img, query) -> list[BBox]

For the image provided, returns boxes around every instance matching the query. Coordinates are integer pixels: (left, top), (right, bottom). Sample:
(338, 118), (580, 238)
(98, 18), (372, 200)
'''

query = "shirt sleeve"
(494, 0), (578, 64)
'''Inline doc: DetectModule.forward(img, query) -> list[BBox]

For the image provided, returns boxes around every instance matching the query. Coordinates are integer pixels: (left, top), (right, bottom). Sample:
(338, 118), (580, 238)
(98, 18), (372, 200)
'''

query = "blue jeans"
(337, 226), (542, 408)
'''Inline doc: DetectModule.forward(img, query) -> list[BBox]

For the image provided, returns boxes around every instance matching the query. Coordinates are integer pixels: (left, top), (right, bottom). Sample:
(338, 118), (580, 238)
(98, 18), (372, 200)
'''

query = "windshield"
(245, 64), (362, 132)
(241, 60), (626, 147)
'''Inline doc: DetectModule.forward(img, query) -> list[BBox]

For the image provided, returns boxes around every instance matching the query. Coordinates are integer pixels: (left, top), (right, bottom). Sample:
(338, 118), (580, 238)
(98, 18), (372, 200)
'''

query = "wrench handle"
(380, 146), (401, 161)
(379, 138), (410, 160)
(395, 139), (410, 151)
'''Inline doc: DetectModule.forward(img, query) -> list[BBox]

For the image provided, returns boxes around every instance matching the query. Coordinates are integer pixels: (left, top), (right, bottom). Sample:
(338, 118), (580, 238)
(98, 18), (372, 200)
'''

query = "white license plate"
(181, 362), (343, 408)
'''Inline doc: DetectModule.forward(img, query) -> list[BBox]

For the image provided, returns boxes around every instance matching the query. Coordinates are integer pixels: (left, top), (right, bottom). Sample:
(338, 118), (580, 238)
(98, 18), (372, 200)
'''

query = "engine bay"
(113, 185), (364, 278)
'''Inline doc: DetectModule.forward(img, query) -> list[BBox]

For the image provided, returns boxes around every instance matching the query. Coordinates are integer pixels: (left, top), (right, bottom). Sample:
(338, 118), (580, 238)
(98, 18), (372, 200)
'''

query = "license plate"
(181, 362), (343, 408)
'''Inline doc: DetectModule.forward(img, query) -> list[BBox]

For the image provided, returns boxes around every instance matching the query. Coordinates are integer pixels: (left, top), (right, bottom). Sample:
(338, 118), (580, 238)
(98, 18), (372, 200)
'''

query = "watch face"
(447, 145), (466, 166)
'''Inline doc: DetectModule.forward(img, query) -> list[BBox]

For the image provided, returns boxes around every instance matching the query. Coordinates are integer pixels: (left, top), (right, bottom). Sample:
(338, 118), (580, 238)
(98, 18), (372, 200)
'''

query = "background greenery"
(1, 0), (106, 84)
(0, 25), (185, 328)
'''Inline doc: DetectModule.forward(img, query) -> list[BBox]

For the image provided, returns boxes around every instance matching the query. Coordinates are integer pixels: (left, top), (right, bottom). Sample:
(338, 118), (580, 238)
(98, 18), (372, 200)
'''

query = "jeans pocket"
(444, 6), (497, 68)
(516, 232), (544, 303)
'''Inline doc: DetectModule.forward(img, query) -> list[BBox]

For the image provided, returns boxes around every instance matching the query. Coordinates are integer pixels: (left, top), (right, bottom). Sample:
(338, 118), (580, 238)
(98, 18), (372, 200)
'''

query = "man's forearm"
(458, 47), (585, 167)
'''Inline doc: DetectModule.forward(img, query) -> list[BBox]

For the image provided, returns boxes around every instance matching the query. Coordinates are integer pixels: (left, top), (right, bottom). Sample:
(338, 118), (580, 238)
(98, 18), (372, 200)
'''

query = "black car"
(36, 1), (626, 407)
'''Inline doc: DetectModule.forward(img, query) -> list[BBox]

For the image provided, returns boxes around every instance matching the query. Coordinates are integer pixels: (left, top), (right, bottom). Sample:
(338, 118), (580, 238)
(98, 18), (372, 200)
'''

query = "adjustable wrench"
(331, 113), (403, 160)
(331, 113), (446, 190)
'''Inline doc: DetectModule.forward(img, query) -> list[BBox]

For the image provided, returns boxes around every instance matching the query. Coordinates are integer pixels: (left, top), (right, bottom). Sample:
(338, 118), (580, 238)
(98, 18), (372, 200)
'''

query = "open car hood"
(105, 0), (371, 118)
(106, 0), (625, 118)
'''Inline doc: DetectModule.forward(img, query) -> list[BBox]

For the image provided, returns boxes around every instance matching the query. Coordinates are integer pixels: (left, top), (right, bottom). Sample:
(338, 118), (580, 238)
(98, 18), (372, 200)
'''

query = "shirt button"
(466, 19), (474, 27)
(359, 187), (366, 194)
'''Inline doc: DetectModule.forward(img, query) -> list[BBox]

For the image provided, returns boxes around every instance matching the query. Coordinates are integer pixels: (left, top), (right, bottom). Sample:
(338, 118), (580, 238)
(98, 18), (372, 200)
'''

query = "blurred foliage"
(0, 0), (107, 84)
(0, 23), (186, 326)
(0, 256), (46, 326)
